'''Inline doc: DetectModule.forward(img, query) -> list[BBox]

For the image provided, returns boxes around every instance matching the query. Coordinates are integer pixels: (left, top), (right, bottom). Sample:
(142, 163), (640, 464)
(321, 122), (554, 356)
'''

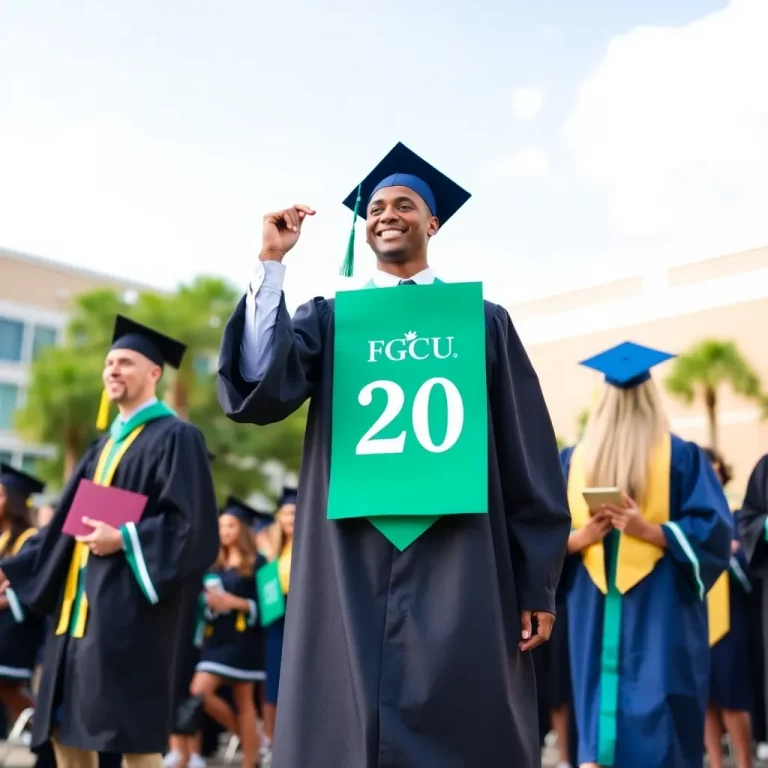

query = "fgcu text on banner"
(327, 282), (488, 521)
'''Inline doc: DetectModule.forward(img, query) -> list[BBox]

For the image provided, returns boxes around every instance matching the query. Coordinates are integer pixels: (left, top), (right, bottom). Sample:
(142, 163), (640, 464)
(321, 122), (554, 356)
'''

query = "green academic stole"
(326, 279), (488, 550)
(56, 400), (177, 638)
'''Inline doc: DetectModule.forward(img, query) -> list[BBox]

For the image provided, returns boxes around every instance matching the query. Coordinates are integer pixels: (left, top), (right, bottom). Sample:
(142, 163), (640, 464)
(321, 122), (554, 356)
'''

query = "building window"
(0, 318), (24, 362)
(0, 383), (19, 430)
(0, 451), (12, 466)
(32, 325), (58, 360)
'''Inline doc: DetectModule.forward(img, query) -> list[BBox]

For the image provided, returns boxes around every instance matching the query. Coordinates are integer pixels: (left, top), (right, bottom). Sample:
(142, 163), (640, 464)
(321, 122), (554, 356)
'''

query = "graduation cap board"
(221, 495), (272, 530)
(340, 142), (471, 277)
(97, 315), (188, 430)
(278, 487), (298, 508)
(579, 341), (676, 389)
(0, 463), (46, 500)
(110, 315), (187, 370)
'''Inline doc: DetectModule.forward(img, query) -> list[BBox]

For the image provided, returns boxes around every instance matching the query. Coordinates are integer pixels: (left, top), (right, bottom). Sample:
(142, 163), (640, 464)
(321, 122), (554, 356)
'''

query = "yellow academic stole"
(567, 434), (728, 645)
(0, 528), (38, 558)
(55, 426), (145, 638)
(278, 539), (292, 595)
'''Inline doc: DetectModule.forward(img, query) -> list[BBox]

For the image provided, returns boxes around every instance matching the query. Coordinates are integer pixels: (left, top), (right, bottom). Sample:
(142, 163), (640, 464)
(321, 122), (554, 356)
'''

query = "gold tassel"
(235, 612), (246, 632)
(96, 389), (110, 430)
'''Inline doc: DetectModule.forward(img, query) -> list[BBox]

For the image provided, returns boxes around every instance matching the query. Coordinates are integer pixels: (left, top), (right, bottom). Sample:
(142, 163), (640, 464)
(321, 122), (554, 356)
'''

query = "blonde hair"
(582, 379), (669, 503)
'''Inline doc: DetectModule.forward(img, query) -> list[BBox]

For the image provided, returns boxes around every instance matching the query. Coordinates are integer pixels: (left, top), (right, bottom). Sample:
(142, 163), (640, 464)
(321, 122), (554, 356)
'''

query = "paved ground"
(2, 742), (764, 767)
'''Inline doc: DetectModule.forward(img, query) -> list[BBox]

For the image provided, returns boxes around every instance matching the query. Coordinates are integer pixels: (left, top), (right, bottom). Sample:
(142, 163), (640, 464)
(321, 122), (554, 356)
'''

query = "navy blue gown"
(709, 516), (754, 711)
(197, 567), (265, 682)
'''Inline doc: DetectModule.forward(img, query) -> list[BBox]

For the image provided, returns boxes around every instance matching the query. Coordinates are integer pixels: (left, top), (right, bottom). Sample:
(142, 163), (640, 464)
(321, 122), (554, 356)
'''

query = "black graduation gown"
(217, 293), (571, 768)
(1, 416), (219, 754)
(737, 454), (768, 737)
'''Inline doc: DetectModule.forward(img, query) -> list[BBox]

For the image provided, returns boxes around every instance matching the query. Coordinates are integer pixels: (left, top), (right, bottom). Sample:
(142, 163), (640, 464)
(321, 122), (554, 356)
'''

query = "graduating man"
(0, 316), (219, 768)
(217, 142), (571, 767)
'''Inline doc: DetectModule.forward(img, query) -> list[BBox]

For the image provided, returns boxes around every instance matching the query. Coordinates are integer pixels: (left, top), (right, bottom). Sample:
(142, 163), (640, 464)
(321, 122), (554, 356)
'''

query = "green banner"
(255, 561), (286, 627)
(327, 281), (488, 549)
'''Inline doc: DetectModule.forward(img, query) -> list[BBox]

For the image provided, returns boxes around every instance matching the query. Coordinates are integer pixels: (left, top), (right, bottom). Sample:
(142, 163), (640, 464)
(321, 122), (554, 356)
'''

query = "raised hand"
(261, 204), (316, 262)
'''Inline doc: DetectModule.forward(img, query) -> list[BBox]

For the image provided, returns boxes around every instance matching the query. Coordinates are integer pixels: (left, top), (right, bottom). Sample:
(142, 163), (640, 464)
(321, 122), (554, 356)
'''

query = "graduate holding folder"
(0, 316), (219, 768)
(217, 142), (571, 767)
(561, 342), (732, 768)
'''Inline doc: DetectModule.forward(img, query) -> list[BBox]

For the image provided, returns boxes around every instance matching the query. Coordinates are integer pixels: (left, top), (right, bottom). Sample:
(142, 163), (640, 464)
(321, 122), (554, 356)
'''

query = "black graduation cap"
(0, 463), (46, 500)
(110, 315), (187, 370)
(580, 341), (676, 390)
(221, 495), (272, 531)
(339, 142), (471, 277)
(278, 486), (298, 508)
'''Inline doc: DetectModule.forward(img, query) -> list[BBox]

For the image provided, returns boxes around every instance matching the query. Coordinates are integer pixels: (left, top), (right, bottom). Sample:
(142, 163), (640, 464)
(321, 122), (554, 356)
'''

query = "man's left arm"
(119, 424), (220, 604)
(489, 305), (571, 641)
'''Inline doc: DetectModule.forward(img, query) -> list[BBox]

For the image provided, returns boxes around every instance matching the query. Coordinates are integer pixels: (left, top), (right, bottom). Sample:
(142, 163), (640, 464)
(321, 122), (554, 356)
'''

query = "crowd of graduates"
(0, 464), (296, 768)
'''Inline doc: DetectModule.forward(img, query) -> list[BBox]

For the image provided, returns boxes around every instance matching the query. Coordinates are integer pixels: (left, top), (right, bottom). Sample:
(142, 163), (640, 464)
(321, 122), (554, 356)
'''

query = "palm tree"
(132, 277), (238, 420)
(664, 340), (762, 449)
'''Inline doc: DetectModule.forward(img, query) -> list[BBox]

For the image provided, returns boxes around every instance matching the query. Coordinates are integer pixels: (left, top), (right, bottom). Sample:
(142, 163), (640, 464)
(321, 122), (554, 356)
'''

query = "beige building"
(3, 242), (768, 503)
(512, 244), (768, 503)
(0, 247), (150, 474)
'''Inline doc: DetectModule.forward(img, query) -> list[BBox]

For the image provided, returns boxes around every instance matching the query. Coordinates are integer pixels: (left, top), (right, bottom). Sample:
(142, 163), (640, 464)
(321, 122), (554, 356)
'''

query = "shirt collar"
(371, 266), (436, 288)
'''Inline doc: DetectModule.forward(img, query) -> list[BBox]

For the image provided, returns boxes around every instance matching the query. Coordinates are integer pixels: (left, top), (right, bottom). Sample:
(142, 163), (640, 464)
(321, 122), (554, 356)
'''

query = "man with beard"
(0, 316), (218, 768)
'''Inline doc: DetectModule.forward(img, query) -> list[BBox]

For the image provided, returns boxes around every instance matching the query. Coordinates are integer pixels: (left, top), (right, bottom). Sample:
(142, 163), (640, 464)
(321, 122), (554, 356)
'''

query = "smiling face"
(103, 348), (162, 409)
(365, 185), (439, 265)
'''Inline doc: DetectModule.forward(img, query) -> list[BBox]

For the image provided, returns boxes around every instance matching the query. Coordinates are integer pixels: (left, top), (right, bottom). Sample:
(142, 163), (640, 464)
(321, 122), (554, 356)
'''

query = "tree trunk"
(63, 433), (81, 483)
(704, 386), (718, 449)
(169, 374), (189, 421)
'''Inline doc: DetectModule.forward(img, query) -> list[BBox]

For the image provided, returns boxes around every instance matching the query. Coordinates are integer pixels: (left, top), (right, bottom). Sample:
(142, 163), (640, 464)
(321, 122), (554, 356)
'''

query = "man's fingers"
(535, 614), (555, 641)
(520, 610), (532, 641)
(519, 634), (547, 652)
(294, 204), (316, 216)
(81, 516), (101, 529)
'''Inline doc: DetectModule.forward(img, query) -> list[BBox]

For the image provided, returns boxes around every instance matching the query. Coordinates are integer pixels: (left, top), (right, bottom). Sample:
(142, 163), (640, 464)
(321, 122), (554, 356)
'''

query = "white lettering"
(368, 340), (385, 363)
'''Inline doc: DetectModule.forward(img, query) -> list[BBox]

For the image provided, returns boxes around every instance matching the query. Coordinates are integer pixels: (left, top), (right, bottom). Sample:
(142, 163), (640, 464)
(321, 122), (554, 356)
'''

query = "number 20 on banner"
(356, 377), (464, 455)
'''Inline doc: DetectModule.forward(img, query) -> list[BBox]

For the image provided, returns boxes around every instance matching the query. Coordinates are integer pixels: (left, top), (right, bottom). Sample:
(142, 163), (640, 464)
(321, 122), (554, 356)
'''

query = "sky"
(2, 0), (767, 311)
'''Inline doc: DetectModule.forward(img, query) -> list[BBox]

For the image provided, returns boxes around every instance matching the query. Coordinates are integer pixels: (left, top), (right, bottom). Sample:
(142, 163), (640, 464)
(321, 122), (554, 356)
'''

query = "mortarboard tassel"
(96, 389), (110, 430)
(339, 183), (362, 278)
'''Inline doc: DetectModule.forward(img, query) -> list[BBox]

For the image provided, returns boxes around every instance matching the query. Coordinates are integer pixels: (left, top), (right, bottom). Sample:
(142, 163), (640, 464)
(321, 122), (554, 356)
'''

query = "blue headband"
(369, 174), (437, 217)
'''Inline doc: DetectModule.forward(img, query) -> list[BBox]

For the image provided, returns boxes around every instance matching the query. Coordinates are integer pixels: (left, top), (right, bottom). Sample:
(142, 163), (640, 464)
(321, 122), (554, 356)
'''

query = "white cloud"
(512, 87), (543, 120)
(564, 0), (768, 246)
(498, 147), (550, 178)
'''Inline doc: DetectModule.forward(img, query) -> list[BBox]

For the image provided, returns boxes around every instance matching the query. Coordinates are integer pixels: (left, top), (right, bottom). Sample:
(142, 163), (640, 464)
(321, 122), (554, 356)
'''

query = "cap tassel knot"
(340, 183), (362, 278)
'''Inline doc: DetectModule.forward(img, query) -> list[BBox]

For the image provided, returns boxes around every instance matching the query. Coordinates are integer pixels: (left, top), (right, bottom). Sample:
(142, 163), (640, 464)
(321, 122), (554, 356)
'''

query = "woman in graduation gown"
(703, 447), (754, 768)
(217, 143), (571, 767)
(0, 465), (46, 724)
(190, 497), (265, 768)
(561, 342), (732, 768)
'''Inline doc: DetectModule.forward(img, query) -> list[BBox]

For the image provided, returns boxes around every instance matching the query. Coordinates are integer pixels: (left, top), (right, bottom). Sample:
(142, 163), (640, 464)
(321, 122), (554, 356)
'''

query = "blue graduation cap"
(340, 142), (471, 277)
(579, 341), (676, 389)
(0, 463), (46, 500)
